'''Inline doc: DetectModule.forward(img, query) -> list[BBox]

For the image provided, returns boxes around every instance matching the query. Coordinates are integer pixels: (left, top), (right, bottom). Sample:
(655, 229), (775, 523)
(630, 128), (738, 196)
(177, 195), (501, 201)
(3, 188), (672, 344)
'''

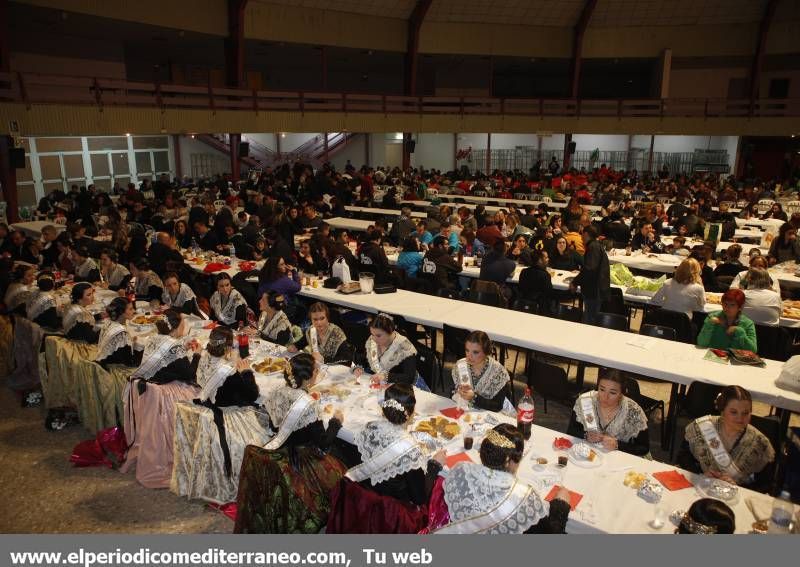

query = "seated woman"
(4, 264), (36, 315)
(730, 254), (780, 293)
(767, 223), (800, 265)
(98, 249), (131, 292)
(396, 236), (424, 278)
(288, 302), (353, 366)
(696, 289), (757, 351)
(566, 370), (650, 457)
(129, 259), (163, 302)
(677, 385), (775, 491)
(506, 234), (534, 266)
(432, 424), (571, 534)
(26, 272), (60, 329)
(255, 291), (299, 346)
(161, 271), (202, 317)
(234, 353), (347, 533)
(209, 272), (248, 328)
(346, 383), (445, 506)
(762, 202), (788, 222)
(130, 309), (202, 384)
(354, 314), (424, 389)
(675, 498), (735, 534)
(650, 257), (706, 318)
(63, 283), (99, 343)
(95, 297), (141, 368)
(257, 255), (301, 299)
(742, 268), (781, 327)
(451, 330), (512, 413)
(72, 246), (101, 284)
(548, 236), (583, 271)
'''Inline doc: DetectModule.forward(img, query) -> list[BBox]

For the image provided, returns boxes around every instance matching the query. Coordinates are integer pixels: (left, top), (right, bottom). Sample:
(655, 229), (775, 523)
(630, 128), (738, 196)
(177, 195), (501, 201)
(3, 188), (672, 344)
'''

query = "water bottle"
(516, 387), (535, 441)
(229, 242), (236, 264)
(475, 249), (483, 267)
(190, 238), (199, 256)
(768, 490), (794, 534)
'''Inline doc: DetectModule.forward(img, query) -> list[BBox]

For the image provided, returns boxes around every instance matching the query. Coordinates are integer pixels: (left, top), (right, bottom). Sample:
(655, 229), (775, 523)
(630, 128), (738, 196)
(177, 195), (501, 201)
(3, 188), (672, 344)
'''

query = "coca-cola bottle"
(517, 387), (535, 440)
(237, 323), (250, 359)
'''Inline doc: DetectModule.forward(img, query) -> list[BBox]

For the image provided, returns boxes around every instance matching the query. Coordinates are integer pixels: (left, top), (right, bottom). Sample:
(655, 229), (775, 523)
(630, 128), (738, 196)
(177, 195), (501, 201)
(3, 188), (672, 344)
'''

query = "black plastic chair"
(624, 377), (666, 448)
(440, 323), (470, 380)
(388, 266), (408, 289)
(415, 342), (441, 393)
(644, 308), (694, 343)
(600, 287), (626, 316)
(524, 359), (580, 414)
(340, 320), (372, 362)
(749, 414), (783, 494)
(436, 288), (462, 301)
(555, 303), (582, 323)
(639, 323), (677, 341)
(468, 290), (502, 307)
(597, 312), (628, 332)
(755, 324), (791, 362)
(715, 275), (735, 292)
(669, 381), (724, 461)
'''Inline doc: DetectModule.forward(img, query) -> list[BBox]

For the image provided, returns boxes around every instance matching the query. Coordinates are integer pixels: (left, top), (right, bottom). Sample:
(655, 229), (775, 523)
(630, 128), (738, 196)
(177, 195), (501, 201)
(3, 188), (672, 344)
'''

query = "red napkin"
(203, 322), (219, 330)
(440, 407), (465, 420)
(203, 263), (227, 273)
(652, 470), (693, 491)
(207, 502), (237, 521)
(445, 452), (473, 469)
(545, 486), (583, 511)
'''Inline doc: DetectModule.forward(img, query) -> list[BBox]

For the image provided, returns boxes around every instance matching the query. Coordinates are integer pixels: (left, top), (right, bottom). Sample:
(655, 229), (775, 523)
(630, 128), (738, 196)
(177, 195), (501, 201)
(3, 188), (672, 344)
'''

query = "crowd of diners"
(1, 159), (793, 534)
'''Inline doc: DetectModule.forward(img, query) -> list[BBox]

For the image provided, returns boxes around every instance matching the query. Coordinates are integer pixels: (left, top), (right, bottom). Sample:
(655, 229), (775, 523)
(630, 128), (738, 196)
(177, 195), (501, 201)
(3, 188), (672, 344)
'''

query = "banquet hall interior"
(1, 0), (800, 535)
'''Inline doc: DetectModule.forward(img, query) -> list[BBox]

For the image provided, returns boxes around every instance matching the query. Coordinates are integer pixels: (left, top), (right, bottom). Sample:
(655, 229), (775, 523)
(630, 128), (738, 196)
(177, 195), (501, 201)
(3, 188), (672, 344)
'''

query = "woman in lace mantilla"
(130, 259), (163, 302)
(27, 272), (60, 329)
(289, 302), (353, 366)
(354, 314), (421, 387)
(63, 282), (99, 343)
(451, 331), (511, 412)
(432, 424), (572, 534)
(234, 353), (348, 533)
(256, 291), (299, 347)
(95, 297), (141, 368)
(162, 272), (203, 317)
(72, 247), (101, 284)
(678, 385), (775, 491)
(5, 264), (35, 315)
(98, 249), (131, 292)
(209, 273), (248, 328)
(567, 370), (650, 457)
(130, 309), (202, 385)
(346, 383), (445, 506)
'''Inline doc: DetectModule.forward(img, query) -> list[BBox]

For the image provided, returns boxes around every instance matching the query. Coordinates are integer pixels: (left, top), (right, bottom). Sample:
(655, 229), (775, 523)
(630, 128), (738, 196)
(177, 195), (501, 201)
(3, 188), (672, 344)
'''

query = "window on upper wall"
(768, 78), (790, 99)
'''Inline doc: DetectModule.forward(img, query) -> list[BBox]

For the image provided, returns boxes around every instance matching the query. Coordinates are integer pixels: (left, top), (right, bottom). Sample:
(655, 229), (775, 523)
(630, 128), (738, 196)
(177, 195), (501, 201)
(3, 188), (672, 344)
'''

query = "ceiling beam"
(569, 0), (598, 99)
(750, 0), (778, 106)
(225, 0), (248, 88)
(404, 0), (432, 96)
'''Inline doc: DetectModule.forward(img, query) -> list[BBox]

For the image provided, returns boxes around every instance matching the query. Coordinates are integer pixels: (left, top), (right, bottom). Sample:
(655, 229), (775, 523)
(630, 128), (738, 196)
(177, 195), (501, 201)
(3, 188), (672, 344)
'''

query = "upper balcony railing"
(1, 71), (799, 119)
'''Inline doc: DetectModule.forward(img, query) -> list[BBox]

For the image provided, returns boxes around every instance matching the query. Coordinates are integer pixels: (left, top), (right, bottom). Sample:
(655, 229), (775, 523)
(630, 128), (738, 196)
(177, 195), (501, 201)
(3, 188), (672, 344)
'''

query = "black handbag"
(374, 283), (397, 294)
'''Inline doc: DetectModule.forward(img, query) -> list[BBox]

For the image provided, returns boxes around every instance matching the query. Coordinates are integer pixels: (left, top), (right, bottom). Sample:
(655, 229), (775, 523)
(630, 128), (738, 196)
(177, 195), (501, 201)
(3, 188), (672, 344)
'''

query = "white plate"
(567, 445), (604, 468)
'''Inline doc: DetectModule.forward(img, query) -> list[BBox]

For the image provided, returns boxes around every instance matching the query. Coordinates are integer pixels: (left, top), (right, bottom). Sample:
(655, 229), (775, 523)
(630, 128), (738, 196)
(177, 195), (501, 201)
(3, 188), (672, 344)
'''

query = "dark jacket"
(573, 238), (610, 300)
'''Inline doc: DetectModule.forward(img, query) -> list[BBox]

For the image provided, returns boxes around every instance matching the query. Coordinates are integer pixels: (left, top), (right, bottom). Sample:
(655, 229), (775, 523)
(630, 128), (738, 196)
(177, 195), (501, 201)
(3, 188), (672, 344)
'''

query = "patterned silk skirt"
(234, 444), (346, 534)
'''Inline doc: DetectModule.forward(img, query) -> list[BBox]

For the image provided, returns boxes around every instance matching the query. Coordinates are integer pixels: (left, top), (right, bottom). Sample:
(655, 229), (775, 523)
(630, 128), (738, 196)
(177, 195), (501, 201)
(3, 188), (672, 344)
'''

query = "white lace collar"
(134, 271), (162, 296)
(573, 391), (648, 442)
(131, 334), (189, 380)
(210, 288), (247, 325)
(196, 351), (236, 404)
(95, 320), (130, 362)
(366, 333), (416, 374)
(162, 282), (196, 308)
(63, 304), (95, 334)
(75, 257), (98, 278)
(346, 420), (428, 485)
(458, 357), (509, 399)
(307, 324), (347, 359)
(259, 310), (291, 341)
(27, 290), (56, 322)
(103, 263), (130, 287)
(439, 462), (547, 534)
(264, 386), (319, 449)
